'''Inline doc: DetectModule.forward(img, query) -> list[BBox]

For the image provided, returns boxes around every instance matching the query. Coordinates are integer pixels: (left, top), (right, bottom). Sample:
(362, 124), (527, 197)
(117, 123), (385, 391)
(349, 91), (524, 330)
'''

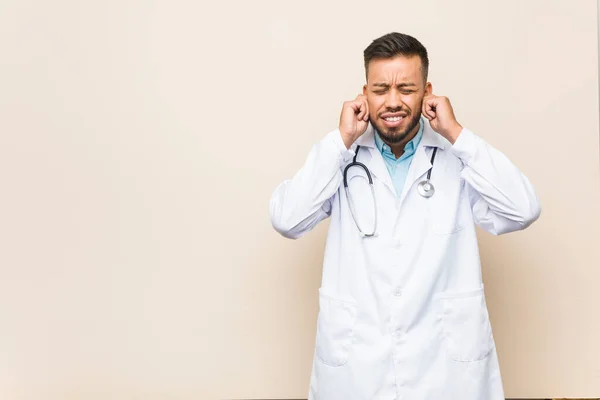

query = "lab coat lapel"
(399, 121), (448, 200)
(354, 124), (396, 196)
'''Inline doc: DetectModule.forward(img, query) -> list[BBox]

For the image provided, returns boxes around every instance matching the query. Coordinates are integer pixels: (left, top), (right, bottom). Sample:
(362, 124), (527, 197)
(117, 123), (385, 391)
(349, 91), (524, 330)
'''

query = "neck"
(386, 121), (421, 159)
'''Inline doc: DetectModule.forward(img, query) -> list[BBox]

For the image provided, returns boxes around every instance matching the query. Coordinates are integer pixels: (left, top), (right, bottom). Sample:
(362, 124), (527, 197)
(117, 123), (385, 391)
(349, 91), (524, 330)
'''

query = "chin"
(373, 124), (408, 144)
(382, 131), (410, 144)
(375, 115), (420, 144)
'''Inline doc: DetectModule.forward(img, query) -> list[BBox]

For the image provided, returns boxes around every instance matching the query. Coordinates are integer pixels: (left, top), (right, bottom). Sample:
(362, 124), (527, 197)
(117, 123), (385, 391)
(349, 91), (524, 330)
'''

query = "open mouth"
(384, 116), (403, 122)
(381, 114), (406, 127)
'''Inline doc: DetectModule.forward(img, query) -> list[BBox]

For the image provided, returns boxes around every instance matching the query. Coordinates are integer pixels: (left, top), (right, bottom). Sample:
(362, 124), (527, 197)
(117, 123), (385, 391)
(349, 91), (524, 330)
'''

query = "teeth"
(385, 116), (402, 122)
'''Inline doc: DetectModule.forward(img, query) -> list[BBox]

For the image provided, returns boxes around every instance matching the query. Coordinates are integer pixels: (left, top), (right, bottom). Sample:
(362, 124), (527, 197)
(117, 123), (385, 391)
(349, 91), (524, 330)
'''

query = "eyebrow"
(372, 82), (417, 88)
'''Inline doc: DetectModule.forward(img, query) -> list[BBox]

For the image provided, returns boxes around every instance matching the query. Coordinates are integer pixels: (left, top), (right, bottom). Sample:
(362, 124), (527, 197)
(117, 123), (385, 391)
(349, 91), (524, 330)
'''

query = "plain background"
(1, 0), (599, 399)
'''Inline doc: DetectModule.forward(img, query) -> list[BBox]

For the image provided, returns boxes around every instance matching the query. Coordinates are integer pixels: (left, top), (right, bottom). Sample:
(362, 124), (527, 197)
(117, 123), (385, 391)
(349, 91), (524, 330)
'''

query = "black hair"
(363, 32), (429, 82)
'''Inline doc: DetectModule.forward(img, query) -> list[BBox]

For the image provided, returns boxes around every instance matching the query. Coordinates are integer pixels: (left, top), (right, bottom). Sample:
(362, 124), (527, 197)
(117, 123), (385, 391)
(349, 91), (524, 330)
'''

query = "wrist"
(446, 123), (463, 144)
(329, 129), (356, 162)
(339, 129), (354, 149)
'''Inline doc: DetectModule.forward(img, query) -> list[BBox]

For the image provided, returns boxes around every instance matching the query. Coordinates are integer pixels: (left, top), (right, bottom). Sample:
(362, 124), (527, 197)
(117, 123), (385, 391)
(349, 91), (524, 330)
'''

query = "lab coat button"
(394, 290), (402, 297)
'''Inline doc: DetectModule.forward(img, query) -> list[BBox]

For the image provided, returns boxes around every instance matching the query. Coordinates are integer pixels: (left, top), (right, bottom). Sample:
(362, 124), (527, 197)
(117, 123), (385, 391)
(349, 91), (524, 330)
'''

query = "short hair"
(363, 32), (429, 82)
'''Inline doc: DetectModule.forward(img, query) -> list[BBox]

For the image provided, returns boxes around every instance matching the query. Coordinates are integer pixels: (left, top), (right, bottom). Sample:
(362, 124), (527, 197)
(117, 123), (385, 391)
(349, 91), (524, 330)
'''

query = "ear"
(425, 82), (433, 96)
(362, 84), (368, 96)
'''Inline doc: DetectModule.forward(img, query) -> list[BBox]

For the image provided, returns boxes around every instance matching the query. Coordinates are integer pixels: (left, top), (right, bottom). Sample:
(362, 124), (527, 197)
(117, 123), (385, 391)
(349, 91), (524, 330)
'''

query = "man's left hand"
(422, 95), (463, 144)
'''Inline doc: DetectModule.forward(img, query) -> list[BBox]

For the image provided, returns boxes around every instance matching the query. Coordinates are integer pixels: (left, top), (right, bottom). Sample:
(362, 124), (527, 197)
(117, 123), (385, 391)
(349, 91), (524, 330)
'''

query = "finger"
(356, 101), (366, 120)
(353, 95), (368, 120)
(349, 101), (361, 114)
(362, 99), (369, 121)
(421, 101), (431, 119)
(426, 106), (436, 120)
(424, 97), (437, 118)
(422, 103), (435, 120)
(347, 102), (362, 124)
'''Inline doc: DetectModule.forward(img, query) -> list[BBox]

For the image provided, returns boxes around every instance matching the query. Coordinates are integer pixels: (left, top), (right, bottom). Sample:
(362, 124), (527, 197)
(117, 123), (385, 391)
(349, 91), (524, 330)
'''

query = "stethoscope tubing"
(343, 145), (438, 236)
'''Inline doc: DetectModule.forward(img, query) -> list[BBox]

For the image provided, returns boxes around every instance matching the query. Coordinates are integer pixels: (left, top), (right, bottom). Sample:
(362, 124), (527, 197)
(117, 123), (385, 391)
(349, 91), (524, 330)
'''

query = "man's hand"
(422, 95), (463, 144)
(339, 94), (369, 149)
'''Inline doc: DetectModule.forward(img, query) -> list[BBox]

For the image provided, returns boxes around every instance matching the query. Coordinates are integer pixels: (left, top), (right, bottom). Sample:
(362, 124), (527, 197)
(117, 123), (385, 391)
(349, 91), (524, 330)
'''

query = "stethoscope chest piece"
(417, 147), (439, 198)
(417, 180), (435, 198)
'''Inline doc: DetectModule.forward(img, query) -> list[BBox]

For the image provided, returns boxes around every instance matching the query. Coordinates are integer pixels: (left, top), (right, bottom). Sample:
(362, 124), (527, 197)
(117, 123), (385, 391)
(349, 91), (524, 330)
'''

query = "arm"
(421, 94), (541, 235)
(452, 129), (541, 235)
(269, 130), (354, 239)
(270, 95), (370, 239)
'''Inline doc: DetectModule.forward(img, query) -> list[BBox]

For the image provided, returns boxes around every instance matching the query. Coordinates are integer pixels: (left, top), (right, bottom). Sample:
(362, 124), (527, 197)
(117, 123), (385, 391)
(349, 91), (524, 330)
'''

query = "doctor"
(269, 32), (540, 400)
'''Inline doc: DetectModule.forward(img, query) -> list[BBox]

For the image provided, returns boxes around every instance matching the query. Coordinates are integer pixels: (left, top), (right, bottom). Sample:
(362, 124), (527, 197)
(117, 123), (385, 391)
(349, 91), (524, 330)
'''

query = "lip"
(381, 112), (407, 118)
(381, 114), (406, 128)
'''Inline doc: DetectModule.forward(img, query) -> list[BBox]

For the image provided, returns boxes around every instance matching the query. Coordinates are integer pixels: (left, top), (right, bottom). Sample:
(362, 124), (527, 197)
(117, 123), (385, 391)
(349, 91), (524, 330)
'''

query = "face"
(363, 55), (432, 144)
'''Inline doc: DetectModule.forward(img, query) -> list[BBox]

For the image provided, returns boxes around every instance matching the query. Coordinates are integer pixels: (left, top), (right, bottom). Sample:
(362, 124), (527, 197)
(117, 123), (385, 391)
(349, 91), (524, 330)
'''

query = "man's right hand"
(339, 94), (369, 149)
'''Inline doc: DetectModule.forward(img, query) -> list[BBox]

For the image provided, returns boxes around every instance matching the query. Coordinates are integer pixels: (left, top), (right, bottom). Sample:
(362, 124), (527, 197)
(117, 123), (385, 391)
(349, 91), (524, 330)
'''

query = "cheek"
(406, 96), (424, 111)
(367, 99), (383, 117)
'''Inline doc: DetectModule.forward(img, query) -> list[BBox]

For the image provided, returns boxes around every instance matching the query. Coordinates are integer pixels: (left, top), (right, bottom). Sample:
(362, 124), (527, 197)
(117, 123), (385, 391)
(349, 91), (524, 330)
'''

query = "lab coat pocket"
(438, 288), (494, 362)
(315, 289), (358, 367)
(429, 180), (467, 235)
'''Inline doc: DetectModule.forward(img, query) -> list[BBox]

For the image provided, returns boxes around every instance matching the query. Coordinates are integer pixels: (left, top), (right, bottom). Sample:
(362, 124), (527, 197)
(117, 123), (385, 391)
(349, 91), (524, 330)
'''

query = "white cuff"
(450, 128), (479, 165)
(327, 129), (356, 163)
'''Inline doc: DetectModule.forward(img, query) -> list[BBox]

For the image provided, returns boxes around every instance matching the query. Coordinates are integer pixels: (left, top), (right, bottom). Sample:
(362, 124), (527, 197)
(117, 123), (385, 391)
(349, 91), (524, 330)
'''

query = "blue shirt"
(374, 118), (424, 198)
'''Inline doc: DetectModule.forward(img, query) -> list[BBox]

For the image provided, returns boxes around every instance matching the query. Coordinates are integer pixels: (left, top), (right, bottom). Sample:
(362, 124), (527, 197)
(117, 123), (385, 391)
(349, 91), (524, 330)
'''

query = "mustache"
(379, 107), (410, 116)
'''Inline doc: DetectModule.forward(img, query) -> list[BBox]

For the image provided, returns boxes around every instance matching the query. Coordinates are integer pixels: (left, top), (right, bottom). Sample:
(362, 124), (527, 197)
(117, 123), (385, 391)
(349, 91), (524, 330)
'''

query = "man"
(269, 32), (540, 400)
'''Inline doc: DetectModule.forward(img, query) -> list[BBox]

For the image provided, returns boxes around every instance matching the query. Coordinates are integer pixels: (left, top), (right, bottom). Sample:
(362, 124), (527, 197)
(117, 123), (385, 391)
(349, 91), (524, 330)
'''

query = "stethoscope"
(343, 145), (438, 237)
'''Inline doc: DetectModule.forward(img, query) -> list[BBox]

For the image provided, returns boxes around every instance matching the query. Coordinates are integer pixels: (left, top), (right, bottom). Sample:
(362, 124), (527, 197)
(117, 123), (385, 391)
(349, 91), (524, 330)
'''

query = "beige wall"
(0, 1), (599, 399)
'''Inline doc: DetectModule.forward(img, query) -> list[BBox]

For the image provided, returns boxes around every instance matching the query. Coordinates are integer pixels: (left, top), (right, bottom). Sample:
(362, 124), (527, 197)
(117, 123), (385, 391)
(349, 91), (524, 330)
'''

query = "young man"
(269, 32), (540, 400)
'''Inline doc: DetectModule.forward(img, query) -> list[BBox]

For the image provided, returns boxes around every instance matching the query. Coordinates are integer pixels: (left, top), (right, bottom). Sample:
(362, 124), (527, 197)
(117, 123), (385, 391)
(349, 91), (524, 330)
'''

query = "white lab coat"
(269, 120), (540, 400)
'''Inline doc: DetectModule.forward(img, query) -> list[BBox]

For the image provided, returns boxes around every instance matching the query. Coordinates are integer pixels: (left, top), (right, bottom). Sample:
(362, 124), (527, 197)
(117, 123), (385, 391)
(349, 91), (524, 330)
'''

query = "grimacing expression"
(363, 55), (432, 144)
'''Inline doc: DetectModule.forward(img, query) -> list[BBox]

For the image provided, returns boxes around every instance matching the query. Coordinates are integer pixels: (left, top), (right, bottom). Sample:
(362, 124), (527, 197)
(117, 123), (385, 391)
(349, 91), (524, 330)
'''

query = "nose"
(385, 89), (403, 111)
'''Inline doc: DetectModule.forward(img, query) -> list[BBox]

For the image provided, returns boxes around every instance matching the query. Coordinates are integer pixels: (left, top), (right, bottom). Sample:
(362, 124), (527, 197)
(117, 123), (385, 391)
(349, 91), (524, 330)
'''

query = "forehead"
(367, 55), (423, 83)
